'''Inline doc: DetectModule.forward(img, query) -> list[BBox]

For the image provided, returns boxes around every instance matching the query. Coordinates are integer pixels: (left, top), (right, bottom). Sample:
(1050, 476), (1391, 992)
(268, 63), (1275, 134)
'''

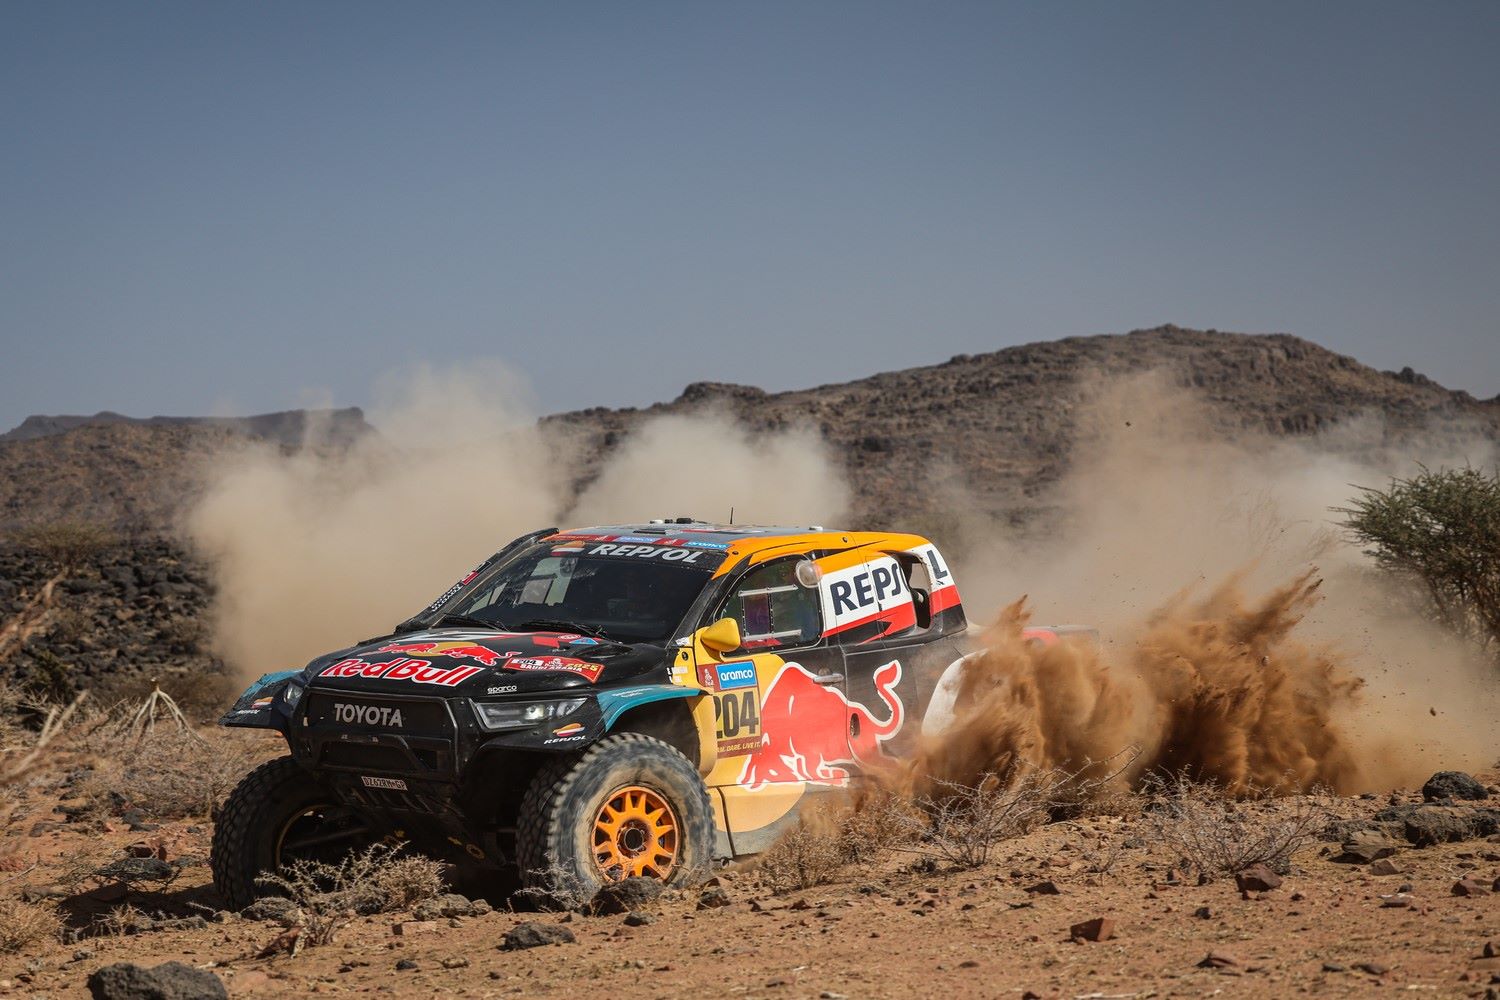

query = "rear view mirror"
(698, 617), (742, 654)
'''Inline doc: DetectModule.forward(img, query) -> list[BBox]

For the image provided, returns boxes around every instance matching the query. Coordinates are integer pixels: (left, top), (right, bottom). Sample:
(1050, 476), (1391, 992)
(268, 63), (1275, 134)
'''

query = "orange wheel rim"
(592, 785), (679, 880)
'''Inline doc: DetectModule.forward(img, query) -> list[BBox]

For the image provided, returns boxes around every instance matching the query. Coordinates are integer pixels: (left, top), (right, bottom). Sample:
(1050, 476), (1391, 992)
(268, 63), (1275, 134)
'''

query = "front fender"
(220, 670), (302, 732)
(596, 684), (702, 730)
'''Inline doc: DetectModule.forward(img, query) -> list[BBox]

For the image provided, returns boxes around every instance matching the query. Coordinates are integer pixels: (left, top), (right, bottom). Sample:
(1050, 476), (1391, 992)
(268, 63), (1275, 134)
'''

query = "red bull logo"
(738, 660), (905, 789)
(319, 656), (481, 687)
(378, 640), (511, 667)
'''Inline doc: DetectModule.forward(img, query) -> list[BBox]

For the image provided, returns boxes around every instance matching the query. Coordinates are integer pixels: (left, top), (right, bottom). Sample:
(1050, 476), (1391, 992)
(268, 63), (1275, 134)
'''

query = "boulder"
(87, 961), (227, 1000)
(240, 897), (301, 926)
(697, 887), (731, 910)
(1068, 916), (1115, 942)
(1234, 865), (1282, 892)
(588, 876), (663, 915)
(501, 921), (576, 950)
(1422, 771), (1488, 802)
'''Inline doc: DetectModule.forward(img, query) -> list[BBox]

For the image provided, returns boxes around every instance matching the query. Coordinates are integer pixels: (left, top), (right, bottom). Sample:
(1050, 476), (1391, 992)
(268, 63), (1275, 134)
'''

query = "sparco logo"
(332, 703), (405, 727)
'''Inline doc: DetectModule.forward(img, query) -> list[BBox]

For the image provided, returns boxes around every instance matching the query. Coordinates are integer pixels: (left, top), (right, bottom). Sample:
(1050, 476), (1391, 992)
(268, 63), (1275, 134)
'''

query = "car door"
(693, 555), (848, 856)
(821, 550), (927, 763)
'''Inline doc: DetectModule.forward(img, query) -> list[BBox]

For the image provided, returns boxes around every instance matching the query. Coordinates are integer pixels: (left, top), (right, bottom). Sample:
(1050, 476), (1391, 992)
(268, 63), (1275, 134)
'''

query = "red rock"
(1452, 878), (1490, 897)
(1069, 916), (1115, 942)
(1355, 961), (1391, 975)
(1483, 939), (1499, 959)
(1367, 858), (1401, 876)
(1234, 865), (1283, 892)
(1025, 881), (1061, 895)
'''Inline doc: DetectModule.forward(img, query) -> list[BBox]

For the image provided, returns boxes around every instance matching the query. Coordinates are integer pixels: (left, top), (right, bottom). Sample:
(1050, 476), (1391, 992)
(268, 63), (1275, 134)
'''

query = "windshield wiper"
(431, 613), (503, 630)
(511, 618), (621, 642)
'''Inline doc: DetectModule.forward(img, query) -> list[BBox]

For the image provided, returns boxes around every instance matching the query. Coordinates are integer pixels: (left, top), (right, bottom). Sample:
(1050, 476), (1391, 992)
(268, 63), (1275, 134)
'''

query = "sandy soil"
(3, 776), (1499, 1000)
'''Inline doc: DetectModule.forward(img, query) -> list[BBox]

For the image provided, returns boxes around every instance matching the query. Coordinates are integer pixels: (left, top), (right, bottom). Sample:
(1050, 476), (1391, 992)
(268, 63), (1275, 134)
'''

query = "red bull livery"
(210, 518), (1077, 906)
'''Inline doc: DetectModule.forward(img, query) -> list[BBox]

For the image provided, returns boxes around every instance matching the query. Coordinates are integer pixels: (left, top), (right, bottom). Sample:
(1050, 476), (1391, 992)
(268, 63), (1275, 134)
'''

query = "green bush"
(1337, 467), (1500, 656)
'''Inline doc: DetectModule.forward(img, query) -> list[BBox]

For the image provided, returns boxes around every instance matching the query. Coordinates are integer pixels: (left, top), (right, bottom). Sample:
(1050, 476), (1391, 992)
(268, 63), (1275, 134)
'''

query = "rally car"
(211, 519), (991, 907)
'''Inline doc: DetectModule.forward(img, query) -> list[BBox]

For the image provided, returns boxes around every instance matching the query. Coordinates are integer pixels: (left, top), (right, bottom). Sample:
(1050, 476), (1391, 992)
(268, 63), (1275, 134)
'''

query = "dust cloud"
(937, 372), (1498, 793)
(913, 574), (1366, 796)
(185, 365), (848, 680)
(567, 413), (848, 528)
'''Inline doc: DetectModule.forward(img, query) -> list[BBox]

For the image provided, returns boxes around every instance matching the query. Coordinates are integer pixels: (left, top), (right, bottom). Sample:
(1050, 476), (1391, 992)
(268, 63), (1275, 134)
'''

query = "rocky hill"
(1, 329), (1495, 537)
(0, 407), (370, 447)
(546, 325), (1500, 527)
(0, 408), (373, 535)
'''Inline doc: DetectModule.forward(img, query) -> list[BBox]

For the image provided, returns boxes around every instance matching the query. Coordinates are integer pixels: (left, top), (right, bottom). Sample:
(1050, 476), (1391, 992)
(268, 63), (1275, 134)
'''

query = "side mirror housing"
(698, 617), (742, 654)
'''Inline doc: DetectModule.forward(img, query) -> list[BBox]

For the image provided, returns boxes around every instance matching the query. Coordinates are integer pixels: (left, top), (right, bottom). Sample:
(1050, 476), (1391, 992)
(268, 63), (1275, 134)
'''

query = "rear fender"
(220, 670), (302, 732)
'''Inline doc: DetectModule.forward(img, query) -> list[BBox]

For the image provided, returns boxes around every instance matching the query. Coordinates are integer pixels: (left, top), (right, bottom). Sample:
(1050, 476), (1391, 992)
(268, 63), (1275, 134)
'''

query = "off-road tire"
(516, 733), (713, 896)
(210, 755), (334, 911)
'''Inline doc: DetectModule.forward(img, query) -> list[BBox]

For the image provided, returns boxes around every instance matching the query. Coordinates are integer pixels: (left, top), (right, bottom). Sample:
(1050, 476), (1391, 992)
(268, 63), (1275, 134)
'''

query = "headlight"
(471, 698), (586, 731)
(282, 682), (304, 708)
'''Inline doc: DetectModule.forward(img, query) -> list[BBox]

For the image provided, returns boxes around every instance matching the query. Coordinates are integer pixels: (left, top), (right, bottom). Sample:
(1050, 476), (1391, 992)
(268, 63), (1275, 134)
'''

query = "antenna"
(729, 506), (735, 525)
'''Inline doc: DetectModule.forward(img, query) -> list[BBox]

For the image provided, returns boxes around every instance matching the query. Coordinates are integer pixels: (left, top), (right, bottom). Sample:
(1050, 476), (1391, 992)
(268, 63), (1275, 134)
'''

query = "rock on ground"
(1421, 771), (1489, 802)
(588, 877), (663, 915)
(502, 922), (576, 950)
(87, 961), (227, 1000)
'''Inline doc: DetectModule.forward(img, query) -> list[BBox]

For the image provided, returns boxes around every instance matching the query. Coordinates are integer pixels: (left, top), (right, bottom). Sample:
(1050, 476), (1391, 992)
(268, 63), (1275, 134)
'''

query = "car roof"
(552, 521), (935, 576)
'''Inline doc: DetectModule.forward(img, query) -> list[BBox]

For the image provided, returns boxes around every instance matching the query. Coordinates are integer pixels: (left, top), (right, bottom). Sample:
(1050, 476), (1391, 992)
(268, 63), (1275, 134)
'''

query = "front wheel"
(515, 734), (714, 896)
(210, 755), (372, 910)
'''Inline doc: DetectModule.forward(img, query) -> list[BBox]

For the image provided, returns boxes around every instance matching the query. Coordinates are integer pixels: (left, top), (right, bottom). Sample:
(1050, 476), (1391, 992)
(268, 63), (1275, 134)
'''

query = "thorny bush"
(1142, 774), (1334, 880)
(255, 844), (446, 948)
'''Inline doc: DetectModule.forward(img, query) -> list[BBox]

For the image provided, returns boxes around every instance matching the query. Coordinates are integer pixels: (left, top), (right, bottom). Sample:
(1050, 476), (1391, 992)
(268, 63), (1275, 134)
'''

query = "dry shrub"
(95, 669), (238, 723)
(11, 521), (114, 571)
(0, 895), (62, 953)
(514, 863), (593, 911)
(76, 718), (269, 821)
(365, 853), (447, 911)
(899, 772), (1055, 868)
(1142, 775), (1333, 880)
(1, 696), (85, 866)
(754, 814), (849, 893)
(257, 844), (445, 947)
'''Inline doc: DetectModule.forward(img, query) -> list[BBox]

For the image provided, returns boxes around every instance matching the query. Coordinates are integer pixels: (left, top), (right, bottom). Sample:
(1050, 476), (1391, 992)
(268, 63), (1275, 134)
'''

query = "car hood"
(300, 627), (663, 696)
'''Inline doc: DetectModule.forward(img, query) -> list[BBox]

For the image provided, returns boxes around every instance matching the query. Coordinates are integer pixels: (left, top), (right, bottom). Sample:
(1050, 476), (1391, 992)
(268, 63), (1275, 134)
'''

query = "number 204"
(713, 690), (761, 739)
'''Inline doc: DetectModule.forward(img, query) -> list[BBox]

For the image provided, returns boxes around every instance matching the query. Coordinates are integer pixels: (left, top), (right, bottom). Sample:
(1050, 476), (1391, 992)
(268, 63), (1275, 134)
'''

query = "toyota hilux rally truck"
(211, 519), (1078, 907)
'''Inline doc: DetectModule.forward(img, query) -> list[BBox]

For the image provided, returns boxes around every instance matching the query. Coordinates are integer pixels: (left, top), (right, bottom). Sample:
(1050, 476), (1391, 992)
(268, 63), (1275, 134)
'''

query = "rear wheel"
(211, 755), (372, 910)
(516, 734), (713, 896)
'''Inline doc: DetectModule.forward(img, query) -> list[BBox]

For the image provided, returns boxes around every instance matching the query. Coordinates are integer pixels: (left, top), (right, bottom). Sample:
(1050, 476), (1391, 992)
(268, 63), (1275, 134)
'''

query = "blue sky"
(2, 1), (1496, 429)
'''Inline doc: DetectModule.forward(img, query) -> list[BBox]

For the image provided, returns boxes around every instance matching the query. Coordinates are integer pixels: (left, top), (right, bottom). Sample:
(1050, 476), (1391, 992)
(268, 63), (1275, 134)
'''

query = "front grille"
(303, 692), (452, 734)
(300, 689), (459, 779)
(321, 744), (411, 772)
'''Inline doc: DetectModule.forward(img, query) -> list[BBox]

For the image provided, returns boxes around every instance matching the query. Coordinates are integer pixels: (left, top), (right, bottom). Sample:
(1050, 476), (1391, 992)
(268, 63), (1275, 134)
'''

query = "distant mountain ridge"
(1, 327), (1495, 535)
(544, 325), (1500, 527)
(1, 407), (371, 448)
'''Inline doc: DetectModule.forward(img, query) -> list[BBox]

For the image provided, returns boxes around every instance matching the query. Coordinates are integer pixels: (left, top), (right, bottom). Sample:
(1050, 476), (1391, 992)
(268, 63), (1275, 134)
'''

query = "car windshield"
(439, 538), (724, 644)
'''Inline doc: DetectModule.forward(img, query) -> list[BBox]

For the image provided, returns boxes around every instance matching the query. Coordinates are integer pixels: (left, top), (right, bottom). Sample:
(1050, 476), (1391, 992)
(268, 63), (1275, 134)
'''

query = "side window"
(716, 559), (822, 651)
(897, 554), (933, 631)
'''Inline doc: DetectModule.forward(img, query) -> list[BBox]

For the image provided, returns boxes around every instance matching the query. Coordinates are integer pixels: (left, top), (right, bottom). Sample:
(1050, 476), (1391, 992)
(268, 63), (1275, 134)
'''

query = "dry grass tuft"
(0, 896), (62, 954)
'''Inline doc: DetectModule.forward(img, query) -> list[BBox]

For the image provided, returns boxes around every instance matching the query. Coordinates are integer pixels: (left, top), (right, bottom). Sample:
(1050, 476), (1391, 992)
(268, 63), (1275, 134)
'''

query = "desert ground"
(2, 716), (1496, 999)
